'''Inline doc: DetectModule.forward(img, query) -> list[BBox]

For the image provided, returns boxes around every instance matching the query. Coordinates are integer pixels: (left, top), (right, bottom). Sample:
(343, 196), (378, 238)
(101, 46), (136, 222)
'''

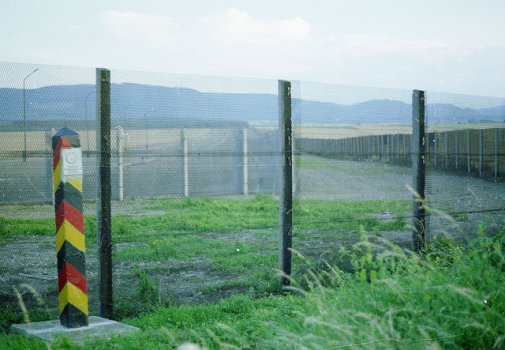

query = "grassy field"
(1, 194), (504, 348)
(296, 123), (505, 139)
(0, 195), (410, 308)
(0, 129), (179, 154)
(2, 124), (504, 156)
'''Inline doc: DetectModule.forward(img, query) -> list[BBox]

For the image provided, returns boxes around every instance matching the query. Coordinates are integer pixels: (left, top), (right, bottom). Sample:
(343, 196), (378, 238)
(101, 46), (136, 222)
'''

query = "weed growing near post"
(134, 268), (161, 312)
(212, 231), (505, 350)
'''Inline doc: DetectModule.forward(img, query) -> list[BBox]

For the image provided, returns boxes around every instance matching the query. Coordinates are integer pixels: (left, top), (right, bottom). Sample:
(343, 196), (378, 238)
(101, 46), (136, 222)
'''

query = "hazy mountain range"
(1, 83), (504, 128)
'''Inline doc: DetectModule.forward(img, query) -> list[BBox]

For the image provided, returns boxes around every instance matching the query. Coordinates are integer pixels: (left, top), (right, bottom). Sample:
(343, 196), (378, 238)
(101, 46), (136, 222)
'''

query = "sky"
(1, 0), (505, 103)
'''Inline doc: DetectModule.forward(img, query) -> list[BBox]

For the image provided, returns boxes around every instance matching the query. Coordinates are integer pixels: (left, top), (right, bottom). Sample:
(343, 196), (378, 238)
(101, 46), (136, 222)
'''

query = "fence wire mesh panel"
(0, 62), (289, 320)
(2, 61), (505, 325)
(294, 81), (419, 278)
(106, 70), (284, 313)
(424, 91), (505, 244)
(0, 63), (97, 203)
(0, 63), (100, 319)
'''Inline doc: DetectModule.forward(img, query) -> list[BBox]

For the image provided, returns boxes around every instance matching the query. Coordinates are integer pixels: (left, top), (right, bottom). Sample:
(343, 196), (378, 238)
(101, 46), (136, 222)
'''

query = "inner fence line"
(1, 62), (504, 322)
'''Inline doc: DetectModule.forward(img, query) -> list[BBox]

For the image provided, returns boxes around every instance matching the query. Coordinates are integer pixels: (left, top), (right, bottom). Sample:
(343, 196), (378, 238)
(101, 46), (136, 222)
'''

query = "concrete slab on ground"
(10, 316), (139, 343)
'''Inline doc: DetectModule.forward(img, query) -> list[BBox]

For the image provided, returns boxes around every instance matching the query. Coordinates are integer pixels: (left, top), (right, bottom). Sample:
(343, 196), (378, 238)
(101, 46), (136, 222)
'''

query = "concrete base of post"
(10, 316), (138, 344)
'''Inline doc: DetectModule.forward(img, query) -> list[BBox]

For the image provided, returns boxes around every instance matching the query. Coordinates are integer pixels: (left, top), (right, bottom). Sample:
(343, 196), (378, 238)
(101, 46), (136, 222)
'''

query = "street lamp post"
(23, 68), (39, 161)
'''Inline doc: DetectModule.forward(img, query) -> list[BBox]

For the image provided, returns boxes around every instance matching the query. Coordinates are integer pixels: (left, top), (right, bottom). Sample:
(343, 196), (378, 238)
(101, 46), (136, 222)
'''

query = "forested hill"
(1, 83), (504, 127)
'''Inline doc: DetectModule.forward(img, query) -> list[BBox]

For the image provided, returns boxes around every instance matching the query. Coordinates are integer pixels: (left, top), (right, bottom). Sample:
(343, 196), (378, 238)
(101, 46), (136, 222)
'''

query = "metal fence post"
(52, 128), (88, 328)
(381, 135), (384, 160)
(426, 132), (430, 165)
(444, 131), (449, 168)
(434, 132), (438, 167)
(115, 126), (124, 201)
(46, 128), (55, 204)
(495, 128), (500, 178)
(479, 129), (483, 177)
(292, 135), (297, 194)
(467, 129), (471, 174)
(278, 80), (292, 287)
(359, 137), (363, 160)
(181, 129), (189, 197)
(395, 134), (398, 161)
(367, 136), (372, 159)
(388, 135), (392, 160)
(96, 68), (113, 319)
(242, 128), (249, 196)
(455, 130), (459, 170)
(402, 134), (407, 162)
(412, 90), (426, 252)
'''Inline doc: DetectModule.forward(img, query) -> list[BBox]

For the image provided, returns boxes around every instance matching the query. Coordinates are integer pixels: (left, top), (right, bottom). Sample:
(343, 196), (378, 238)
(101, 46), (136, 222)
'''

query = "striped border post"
(52, 127), (88, 328)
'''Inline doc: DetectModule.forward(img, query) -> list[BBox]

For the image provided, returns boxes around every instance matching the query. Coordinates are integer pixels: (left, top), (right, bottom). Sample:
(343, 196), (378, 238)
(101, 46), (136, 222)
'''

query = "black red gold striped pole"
(52, 128), (88, 328)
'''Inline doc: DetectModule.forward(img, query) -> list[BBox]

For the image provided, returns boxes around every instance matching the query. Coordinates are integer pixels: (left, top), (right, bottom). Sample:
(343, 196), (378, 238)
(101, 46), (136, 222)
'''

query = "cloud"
(99, 11), (176, 45)
(91, 8), (504, 97)
(152, 8), (315, 78)
(199, 8), (311, 45)
(343, 34), (446, 55)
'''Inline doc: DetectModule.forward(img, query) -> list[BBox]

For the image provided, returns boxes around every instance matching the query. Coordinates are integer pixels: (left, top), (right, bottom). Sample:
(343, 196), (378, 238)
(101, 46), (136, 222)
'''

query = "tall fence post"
(380, 135), (384, 160)
(115, 126), (124, 201)
(396, 134), (400, 162)
(402, 134), (407, 162)
(495, 128), (500, 178)
(46, 128), (55, 204)
(242, 128), (249, 196)
(479, 129), (483, 177)
(426, 132), (430, 165)
(96, 68), (113, 319)
(292, 135), (297, 194)
(455, 130), (459, 169)
(444, 131), (449, 168)
(181, 129), (189, 197)
(278, 80), (292, 287)
(52, 128), (88, 328)
(433, 132), (438, 167)
(387, 135), (391, 160)
(412, 90), (426, 252)
(467, 129), (472, 174)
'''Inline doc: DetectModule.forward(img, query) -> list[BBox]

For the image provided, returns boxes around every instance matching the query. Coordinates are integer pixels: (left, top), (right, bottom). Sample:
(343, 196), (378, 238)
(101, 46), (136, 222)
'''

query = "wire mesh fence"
(292, 82), (416, 274)
(424, 91), (505, 243)
(1, 62), (504, 322)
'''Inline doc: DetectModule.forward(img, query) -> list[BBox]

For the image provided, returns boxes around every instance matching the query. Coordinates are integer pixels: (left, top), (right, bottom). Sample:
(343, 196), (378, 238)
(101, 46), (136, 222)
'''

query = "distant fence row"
(298, 127), (505, 178)
(3, 126), (504, 204)
(0, 127), (280, 203)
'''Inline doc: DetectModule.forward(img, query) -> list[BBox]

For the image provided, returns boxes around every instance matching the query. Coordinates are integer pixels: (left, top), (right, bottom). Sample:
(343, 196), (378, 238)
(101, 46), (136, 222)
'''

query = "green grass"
(0, 195), (442, 348)
(114, 195), (278, 239)
(294, 199), (409, 233)
(0, 196), (409, 306)
(0, 197), (406, 259)
(0, 216), (96, 240)
(0, 217), (54, 238)
(0, 194), (408, 247)
(1, 231), (504, 349)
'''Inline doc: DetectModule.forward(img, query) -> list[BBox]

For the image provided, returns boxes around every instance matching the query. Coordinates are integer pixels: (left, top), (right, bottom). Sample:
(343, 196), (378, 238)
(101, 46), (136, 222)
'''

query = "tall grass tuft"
(267, 231), (505, 349)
